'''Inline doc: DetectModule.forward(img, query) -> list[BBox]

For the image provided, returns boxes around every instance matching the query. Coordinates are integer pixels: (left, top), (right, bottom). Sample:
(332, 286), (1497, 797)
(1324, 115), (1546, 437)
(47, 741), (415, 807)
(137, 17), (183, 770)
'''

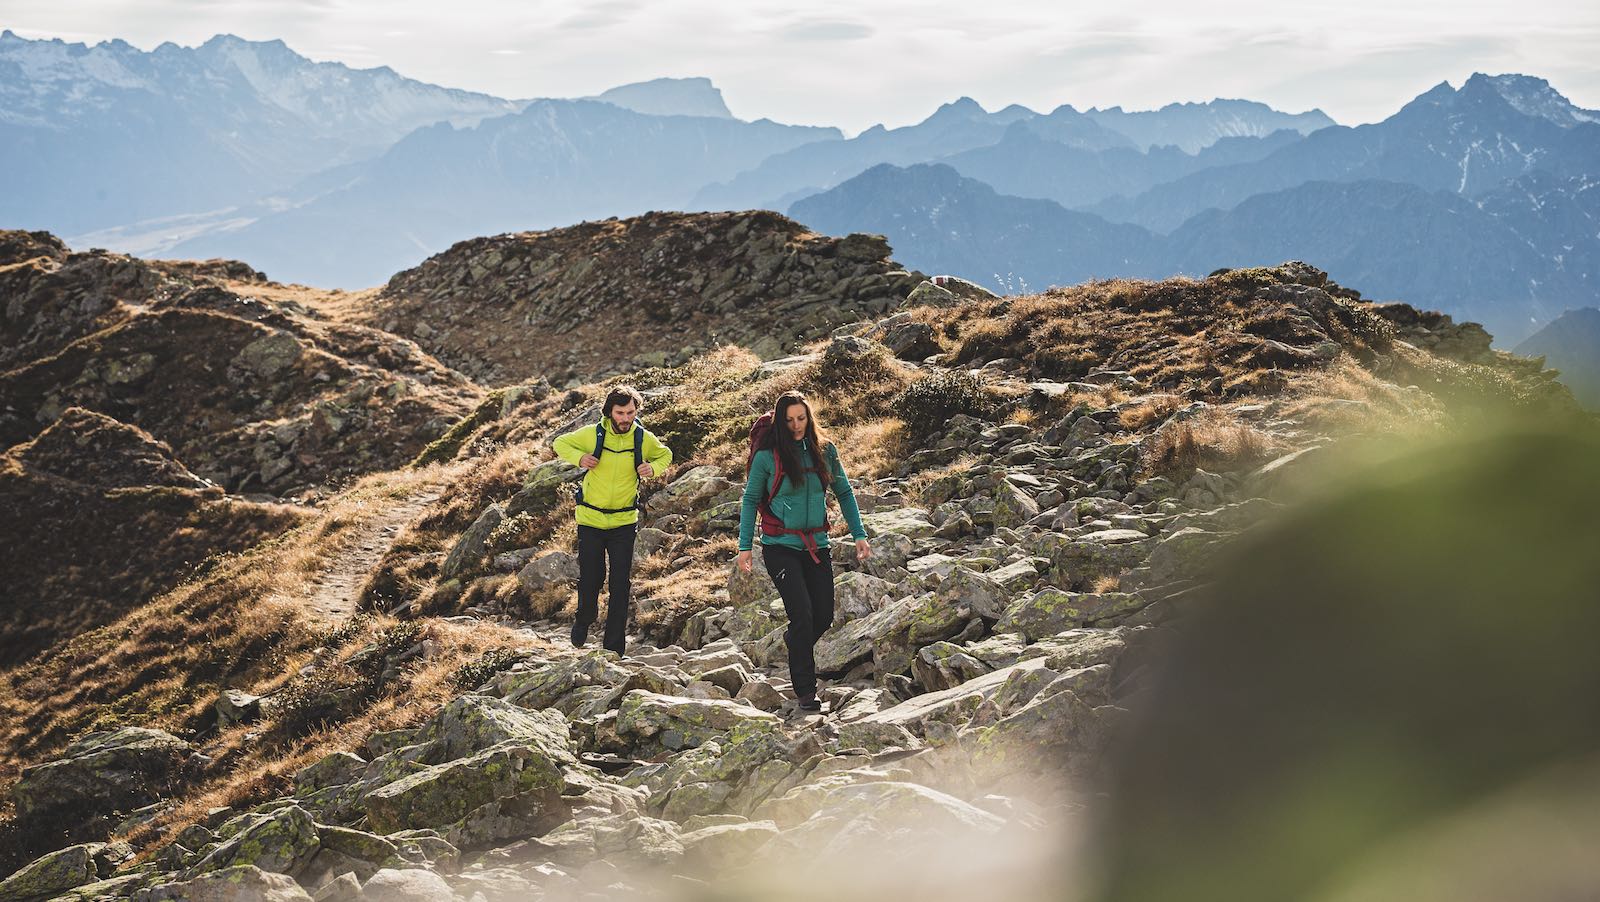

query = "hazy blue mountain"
(172, 100), (842, 287)
(944, 126), (1304, 209)
(1083, 98), (1335, 153)
(1089, 74), (1600, 232)
(789, 163), (1158, 290)
(692, 97), (1135, 211)
(0, 31), (519, 234)
(1162, 179), (1583, 342)
(587, 76), (734, 118)
(1515, 308), (1600, 407)
(794, 164), (1598, 344)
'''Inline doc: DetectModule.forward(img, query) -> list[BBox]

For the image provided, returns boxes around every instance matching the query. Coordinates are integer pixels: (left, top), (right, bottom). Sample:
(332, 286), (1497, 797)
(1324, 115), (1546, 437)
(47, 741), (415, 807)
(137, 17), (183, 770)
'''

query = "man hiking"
(552, 384), (672, 655)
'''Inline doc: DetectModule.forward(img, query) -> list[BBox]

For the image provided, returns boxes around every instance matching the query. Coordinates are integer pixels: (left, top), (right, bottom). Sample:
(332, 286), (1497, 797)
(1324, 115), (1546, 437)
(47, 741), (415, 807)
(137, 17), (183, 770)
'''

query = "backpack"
(574, 420), (648, 517)
(746, 413), (830, 562)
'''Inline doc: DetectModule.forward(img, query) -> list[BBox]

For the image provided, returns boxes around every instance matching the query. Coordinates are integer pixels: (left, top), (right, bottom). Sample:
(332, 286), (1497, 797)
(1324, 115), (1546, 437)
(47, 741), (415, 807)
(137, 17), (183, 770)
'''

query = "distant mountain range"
(0, 31), (518, 235)
(1, 30), (1595, 344)
(1516, 308), (1600, 407)
(794, 75), (1600, 345)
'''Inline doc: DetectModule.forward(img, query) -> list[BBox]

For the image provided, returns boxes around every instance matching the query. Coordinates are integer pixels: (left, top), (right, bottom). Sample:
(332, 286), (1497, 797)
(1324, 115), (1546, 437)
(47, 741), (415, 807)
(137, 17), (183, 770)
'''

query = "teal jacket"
(739, 440), (867, 553)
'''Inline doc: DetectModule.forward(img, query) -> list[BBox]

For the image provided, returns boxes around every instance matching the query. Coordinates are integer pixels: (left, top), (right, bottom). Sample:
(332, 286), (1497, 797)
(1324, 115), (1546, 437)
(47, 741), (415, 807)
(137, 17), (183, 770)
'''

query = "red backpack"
(747, 412), (830, 562)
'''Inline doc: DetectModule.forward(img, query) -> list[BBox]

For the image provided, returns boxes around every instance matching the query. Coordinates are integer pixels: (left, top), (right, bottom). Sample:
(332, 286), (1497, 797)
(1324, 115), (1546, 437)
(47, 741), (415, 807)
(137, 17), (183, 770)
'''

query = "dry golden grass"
(124, 617), (535, 856)
(634, 535), (739, 639)
(1280, 356), (1448, 437)
(0, 462), (503, 847)
(1141, 408), (1281, 478)
(830, 419), (906, 482)
(1118, 394), (1184, 431)
(1092, 575), (1122, 593)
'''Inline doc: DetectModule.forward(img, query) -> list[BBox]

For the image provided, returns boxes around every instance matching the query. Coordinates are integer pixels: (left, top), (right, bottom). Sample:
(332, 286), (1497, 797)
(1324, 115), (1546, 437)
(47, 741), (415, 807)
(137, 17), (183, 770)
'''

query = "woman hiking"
(737, 390), (871, 712)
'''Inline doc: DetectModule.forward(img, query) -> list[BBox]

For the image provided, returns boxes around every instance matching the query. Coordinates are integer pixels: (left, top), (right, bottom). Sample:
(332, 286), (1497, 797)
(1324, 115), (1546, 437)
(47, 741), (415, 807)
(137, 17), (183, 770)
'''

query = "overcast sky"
(8, 0), (1599, 134)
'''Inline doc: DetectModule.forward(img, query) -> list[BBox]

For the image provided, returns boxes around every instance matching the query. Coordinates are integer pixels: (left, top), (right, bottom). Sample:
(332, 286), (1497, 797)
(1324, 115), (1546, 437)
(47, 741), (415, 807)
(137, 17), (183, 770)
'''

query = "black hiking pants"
(763, 543), (835, 699)
(576, 523), (636, 654)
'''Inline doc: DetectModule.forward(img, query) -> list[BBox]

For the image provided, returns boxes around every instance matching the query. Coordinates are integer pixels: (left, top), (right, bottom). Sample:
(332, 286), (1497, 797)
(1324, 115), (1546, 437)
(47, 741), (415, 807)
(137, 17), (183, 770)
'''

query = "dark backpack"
(575, 420), (648, 516)
(746, 412), (830, 562)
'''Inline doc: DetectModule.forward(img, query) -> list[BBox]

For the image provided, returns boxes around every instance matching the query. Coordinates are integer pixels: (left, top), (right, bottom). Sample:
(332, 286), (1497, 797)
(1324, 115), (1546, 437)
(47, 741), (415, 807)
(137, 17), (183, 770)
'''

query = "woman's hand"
(856, 539), (872, 561)
(737, 550), (753, 573)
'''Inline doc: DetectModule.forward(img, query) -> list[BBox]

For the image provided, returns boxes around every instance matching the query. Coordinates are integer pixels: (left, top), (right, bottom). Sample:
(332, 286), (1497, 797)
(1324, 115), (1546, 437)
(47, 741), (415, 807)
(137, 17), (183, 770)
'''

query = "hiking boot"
(571, 621), (588, 648)
(796, 695), (822, 713)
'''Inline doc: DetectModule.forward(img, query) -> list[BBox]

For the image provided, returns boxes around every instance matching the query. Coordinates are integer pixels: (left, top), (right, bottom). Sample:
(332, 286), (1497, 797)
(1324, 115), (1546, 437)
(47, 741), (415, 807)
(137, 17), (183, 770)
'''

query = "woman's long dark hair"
(769, 391), (832, 491)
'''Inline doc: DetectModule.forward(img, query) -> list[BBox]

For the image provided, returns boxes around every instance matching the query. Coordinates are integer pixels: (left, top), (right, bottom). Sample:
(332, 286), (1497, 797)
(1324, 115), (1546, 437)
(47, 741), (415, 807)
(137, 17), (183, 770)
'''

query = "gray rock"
(0, 843), (103, 902)
(649, 467), (735, 517)
(363, 743), (569, 836)
(734, 680), (787, 712)
(233, 332), (303, 381)
(361, 868), (457, 902)
(860, 658), (1054, 736)
(832, 571), (896, 621)
(216, 690), (263, 727)
(12, 727), (192, 824)
(679, 820), (780, 868)
(934, 567), (1007, 620)
(515, 550), (578, 592)
(186, 805), (321, 877)
(615, 692), (779, 751)
(412, 696), (575, 765)
(440, 504), (504, 578)
(135, 865), (313, 901)
(860, 508), (936, 540)
(998, 589), (1147, 639)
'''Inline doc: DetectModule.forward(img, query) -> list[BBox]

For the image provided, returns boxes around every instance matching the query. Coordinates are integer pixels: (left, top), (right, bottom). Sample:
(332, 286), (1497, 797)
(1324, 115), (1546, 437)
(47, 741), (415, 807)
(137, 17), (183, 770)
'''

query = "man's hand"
(579, 454), (599, 470)
(856, 539), (872, 561)
(637, 462), (653, 478)
(736, 550), (753, 573)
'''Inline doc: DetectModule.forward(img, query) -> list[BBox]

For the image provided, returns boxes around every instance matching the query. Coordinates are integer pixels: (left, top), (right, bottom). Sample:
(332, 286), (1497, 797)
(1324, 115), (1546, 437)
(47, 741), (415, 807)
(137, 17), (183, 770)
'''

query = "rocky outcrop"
(365, 210), (924, 384)
(0, 409), (307, 666)
(0, 281), (481, 495)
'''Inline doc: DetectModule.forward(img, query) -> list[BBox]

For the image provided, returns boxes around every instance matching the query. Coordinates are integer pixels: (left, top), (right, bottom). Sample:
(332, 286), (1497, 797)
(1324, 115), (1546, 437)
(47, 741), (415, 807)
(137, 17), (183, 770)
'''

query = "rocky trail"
(0, 261), (1583, 902)
(302, 487), (447, 622)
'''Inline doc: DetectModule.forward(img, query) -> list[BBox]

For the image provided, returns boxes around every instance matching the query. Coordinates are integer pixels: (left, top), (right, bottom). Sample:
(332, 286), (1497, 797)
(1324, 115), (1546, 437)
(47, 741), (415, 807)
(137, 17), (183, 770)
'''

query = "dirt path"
(302, 487), (444, 621)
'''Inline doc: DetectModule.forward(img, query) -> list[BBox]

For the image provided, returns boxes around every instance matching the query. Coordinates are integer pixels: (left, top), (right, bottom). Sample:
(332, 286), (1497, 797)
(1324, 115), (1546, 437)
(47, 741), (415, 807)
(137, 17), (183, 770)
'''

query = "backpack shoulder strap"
(591, 421), (607, 458)
(765, 449), (785, 507)
(632, 422), (645, 469)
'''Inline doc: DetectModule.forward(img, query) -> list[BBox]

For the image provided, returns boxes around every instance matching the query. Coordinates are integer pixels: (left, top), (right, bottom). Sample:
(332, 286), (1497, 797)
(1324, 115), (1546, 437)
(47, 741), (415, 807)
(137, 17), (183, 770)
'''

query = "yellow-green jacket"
(552, 421), (673, 529)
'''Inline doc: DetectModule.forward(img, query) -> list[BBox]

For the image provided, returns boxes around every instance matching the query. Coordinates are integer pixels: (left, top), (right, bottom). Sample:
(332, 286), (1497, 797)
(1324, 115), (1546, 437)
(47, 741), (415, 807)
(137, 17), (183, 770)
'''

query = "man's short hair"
(603, 384), (644, 416)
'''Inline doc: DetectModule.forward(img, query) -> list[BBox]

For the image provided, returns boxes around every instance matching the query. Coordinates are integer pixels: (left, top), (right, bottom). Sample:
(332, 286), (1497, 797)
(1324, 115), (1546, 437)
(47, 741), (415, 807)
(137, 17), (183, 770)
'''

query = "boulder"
(440, 504), (504, 578)
(186, 805), (321, 877)
(134, 865), (313, 902)
(363, 743), (568, 835)
(215, 690), (264, 727)
(615, 692), (779, 751)
(860, 658), (1054, 736)
(1047, 530), (1155, 589)
(859, 508), (936, 540)
(649, 467), (735, 517)
(998, 589), (1146, 639)
(832, 571), (896, 621)
(516, 551), (578, 592)
(0, 843), (106, 902)
(934, 567), (1007, 620)
(679, 820), (780, 869)
(360, 868), (457, 902)
(12, 727), (192, 824)
(505, 459), (581, 517)
(411, 696), (575, 765)
(990, 480), (1039, 530)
